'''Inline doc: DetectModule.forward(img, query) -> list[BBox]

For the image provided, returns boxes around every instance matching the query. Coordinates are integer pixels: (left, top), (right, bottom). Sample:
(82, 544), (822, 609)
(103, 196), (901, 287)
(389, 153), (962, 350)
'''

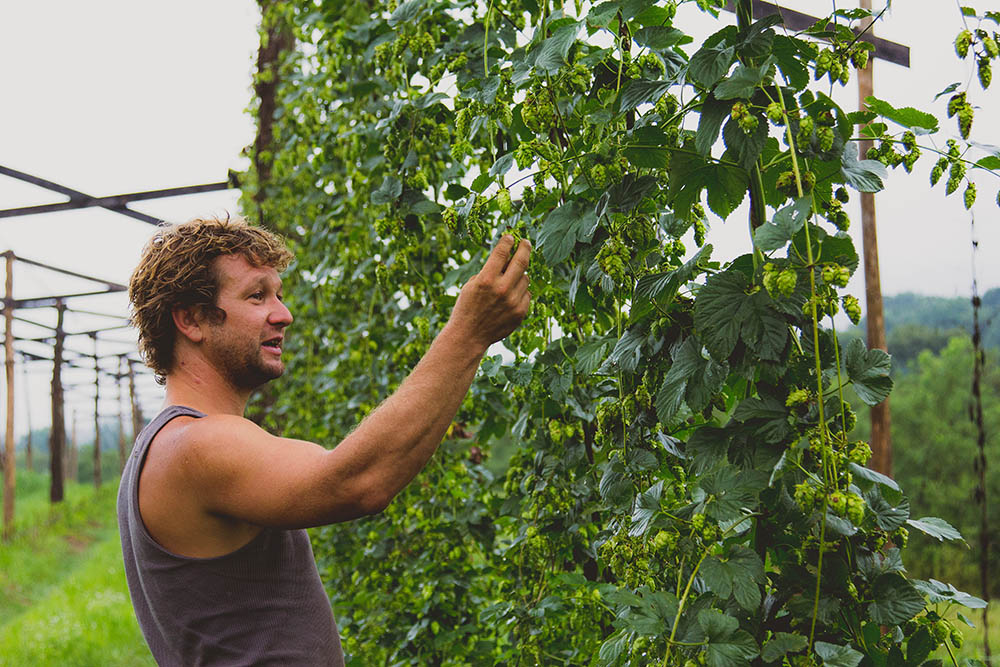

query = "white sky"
(1, 1), (998, 440)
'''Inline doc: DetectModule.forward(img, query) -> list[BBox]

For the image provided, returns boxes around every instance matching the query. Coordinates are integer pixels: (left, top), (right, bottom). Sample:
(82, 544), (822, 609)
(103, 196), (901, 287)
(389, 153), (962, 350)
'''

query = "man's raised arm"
(180, 236), (531, 528)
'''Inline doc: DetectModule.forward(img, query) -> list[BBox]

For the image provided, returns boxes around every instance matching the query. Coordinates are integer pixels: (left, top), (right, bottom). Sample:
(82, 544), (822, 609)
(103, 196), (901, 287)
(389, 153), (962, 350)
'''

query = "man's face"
(202, 254), (293, 390)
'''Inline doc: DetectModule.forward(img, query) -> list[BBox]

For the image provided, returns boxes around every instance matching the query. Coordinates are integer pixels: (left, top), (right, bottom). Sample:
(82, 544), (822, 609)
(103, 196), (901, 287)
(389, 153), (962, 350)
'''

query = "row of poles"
(0, 250), (154, 540)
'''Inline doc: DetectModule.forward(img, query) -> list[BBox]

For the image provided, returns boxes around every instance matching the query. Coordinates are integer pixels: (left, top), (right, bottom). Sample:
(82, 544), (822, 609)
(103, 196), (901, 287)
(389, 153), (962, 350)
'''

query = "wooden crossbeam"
(723, 0), (909, 67)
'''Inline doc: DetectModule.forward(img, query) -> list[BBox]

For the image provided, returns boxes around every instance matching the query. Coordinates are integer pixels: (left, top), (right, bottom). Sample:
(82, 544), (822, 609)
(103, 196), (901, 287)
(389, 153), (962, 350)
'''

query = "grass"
(934, 601), (1000, 666)
(0, 470), (152, 666)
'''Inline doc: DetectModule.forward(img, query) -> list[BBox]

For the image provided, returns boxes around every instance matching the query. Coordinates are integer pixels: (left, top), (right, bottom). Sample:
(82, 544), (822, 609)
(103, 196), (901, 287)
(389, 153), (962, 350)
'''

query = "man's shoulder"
(153, 413), (273, 473)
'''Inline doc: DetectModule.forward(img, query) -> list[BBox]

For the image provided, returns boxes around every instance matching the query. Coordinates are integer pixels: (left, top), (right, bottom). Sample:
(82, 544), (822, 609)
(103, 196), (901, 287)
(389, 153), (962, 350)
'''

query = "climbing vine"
(243, 1), (996, 664)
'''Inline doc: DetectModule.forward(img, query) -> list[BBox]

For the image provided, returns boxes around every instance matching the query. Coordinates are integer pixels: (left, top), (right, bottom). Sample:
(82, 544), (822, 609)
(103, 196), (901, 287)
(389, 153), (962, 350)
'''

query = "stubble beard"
(209, 329), (284, 392)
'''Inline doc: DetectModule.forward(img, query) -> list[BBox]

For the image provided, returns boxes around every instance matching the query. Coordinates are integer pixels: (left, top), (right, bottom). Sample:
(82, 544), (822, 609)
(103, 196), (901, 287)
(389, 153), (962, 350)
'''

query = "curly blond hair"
(128, 215), (293, 382)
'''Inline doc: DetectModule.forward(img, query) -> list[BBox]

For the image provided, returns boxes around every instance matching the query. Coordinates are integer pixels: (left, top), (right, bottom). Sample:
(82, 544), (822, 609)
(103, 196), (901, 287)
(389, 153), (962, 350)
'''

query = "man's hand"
(448, 235), (531, 352)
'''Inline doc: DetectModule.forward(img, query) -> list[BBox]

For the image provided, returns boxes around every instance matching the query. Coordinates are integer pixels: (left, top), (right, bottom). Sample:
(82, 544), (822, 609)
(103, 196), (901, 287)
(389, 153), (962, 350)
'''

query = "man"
(118, 215), (531, 665)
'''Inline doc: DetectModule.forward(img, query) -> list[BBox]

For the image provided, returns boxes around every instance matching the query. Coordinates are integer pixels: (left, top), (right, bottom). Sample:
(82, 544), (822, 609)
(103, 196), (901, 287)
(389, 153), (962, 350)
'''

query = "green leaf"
(772, 35), (810, 89)
(602, 325), (647, 374)
(906, 627), (935, 666)
(699, 609), (759, 667)
(598, 631), (629, 664)
(599, 463), (633, 505)
(705, 164), (749, 218)
(975, 155), (1000, 170)
(722, 114), (769, 170)
(537, 200), (598, 265)
(634, 25), (687, 50)
(933, 82), (961, 101)
(489, 152), (515, 178)
(912, 579), (988, 608)
(700, 546), (765, 611)
(714, 61), (771, 100)
(371, 175), (403, 204)
(858, 548), (905, 581)
(619, 79), (673, 112)
(689, 44), (736, 89)
(814, 641), (864, 667)
(695, 270), (747, 360)
(740, 291), (788, 362)
(696, 95), (732, 156)
(848, 462), (900, 492)
(629, 481), (663, 536)
(533, 22), (580, 73)
(625, 126), (671, 168)
(754, 197), (810, 252)
(865, 487), (910, 531)
(587, 1), (621, 27)
(634, 244), (712, 303)
(655, 337), (703, 423)
(864, 96), (939, 134)
(906, 517), (964, 542)
(841, 142), (887, 193)
(761, 633), (808, 662)
(388, 0), (426, 27)
(867, 574), (926, 625)
(845, 338), (893, 405)
(575, 337), (612, 374)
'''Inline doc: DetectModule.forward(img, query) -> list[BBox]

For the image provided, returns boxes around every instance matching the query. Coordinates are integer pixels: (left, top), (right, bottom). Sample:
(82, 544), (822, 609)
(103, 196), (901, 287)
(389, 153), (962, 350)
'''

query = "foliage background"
(243, 0), (996, 664)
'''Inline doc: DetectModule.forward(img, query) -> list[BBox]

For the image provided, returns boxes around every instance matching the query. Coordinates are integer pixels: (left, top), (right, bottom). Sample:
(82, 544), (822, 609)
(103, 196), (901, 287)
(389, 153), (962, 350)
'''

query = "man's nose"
(270, 299), (293, 327)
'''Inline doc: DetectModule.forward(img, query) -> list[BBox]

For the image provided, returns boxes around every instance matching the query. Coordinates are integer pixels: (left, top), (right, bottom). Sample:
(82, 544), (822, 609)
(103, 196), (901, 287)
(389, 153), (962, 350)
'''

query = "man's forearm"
(334, 322), (487, 507)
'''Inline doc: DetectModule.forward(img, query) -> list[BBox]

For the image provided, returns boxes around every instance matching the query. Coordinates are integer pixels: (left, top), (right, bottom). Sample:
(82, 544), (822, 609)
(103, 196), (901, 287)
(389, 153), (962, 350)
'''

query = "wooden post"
(69, 409), (78, 483)
(128, 359), (143, 439)
(857, 0), (892, 476)
(117, 356), (127, 472)
(3, 252), (16, 540)
(91, 334), (101, 488)
(22, 357), (32, 472)
(50, 301), (66, 503)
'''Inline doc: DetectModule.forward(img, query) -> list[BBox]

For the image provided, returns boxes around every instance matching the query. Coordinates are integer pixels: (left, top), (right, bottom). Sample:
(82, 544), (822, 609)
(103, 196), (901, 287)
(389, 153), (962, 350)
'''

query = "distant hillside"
(846, 287), (1000, 371)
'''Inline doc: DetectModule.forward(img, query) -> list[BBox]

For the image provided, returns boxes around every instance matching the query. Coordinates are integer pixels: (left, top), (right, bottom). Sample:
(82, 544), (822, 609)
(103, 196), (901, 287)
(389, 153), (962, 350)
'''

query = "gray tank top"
(117, 405), (344, 666)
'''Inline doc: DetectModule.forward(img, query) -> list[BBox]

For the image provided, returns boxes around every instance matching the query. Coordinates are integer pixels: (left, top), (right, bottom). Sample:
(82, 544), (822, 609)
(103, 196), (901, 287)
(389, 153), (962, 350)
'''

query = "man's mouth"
(262, 337), (283, 353)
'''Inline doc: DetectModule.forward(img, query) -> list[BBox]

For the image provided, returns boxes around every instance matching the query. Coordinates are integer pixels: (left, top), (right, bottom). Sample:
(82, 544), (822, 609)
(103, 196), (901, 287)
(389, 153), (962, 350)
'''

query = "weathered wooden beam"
(723, 0), (909, 67)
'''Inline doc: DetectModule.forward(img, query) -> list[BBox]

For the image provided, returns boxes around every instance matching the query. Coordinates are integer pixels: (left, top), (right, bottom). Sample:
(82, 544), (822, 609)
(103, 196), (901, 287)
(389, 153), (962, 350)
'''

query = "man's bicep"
(183, 417), (378, 528)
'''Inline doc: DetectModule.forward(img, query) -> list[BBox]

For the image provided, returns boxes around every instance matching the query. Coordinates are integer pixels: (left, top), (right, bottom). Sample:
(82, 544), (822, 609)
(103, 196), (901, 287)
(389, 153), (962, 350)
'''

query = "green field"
(0, 471), (153, 666)
(1, 469), (996, 665)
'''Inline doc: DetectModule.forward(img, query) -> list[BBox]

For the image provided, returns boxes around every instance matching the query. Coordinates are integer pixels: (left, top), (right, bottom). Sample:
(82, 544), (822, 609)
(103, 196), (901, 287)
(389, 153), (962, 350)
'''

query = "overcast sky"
(1, 1), (998, 440)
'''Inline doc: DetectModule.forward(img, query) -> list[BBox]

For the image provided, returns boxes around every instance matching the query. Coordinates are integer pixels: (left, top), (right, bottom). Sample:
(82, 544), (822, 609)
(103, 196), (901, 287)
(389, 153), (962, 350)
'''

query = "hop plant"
(850, 44), (870, 70)
(978, 56), (992, 89)
(597, 236), (629, 285)
(956, 29), (973, 58)
(816, 125), (835, 152)
(765, 101), (784, 125)
(985, 33), (1000, 58)
(796, 116), (814, 146)
(964, 181), (977, 209)
(843, 295), (862, 324)
(930, 157), (948, 186)
(496, 188), (513, 216)
(786, 388), (810, 407)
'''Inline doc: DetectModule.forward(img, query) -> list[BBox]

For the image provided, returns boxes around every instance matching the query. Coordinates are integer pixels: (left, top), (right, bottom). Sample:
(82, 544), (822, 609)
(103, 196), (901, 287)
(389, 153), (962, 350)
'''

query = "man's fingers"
(482, 235), (517, 276)
(501, 238), (531, 280)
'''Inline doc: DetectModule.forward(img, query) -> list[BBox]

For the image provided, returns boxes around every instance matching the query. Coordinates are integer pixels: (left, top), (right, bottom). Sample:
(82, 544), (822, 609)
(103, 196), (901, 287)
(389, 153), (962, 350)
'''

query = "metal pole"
(3, 252), (15, 539)
(50, 301), (66, 502)
(858, 0), (892, 476)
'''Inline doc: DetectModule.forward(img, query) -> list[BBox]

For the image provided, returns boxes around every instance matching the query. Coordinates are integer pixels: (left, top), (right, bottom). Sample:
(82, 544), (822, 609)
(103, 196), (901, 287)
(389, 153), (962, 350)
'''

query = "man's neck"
(163, 356), (251, 417)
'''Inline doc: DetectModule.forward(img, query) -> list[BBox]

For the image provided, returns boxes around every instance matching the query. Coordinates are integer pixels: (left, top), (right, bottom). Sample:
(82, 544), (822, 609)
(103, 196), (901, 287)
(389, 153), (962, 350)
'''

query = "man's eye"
(251, 292), (264, 300)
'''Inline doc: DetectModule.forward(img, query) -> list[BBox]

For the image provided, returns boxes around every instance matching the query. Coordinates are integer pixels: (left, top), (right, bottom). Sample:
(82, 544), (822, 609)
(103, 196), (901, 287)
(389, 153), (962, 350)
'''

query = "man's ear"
(172, 305), (206, 344)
